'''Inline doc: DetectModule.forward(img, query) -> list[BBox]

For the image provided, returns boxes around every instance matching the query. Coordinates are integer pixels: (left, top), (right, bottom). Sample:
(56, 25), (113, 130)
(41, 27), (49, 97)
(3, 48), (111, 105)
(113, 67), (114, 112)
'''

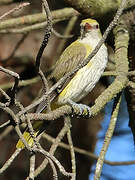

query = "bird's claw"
(73, 103), (91, 117)
(67, 99), (91, 117)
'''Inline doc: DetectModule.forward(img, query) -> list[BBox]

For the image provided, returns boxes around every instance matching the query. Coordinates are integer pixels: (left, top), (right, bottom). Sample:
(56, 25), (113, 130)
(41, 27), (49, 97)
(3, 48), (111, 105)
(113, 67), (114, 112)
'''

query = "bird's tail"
(16, 101), (59, 149)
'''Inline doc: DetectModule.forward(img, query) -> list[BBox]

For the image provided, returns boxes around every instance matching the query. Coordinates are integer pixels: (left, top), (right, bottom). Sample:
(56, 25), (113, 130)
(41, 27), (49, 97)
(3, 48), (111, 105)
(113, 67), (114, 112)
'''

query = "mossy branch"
(64, 0), (135, 20)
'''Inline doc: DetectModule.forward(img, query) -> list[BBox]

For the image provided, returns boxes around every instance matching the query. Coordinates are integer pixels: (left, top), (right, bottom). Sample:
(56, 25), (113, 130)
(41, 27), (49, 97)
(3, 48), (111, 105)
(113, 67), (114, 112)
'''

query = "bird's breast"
(57, 43), (108, 105)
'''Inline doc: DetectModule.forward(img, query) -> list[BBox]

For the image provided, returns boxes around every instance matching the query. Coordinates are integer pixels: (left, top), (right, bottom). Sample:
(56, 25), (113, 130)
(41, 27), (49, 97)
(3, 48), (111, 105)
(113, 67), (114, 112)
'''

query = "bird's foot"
(67, 99), (91, 117)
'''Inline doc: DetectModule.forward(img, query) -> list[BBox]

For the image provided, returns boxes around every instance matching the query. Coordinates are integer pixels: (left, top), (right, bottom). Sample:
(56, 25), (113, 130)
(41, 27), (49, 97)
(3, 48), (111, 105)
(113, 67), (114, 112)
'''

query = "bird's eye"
(95, 24), (99, 29)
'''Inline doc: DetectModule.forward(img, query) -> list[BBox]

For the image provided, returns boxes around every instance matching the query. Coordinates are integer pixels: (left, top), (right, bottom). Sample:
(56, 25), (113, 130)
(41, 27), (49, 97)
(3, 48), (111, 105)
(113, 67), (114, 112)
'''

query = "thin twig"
(17, 93), (49, 116)
(0, 149), (21, 174)
(0, 66), (20, 105)
(0, 126), (13, 141)
(26, 116), (39, 148)
(65, 117), (76, 179)
(0, 87), (10, 102)
(94, 92), (122, 180)
(38, 69), (51, 112)
(33, 122), (69, 178)
(29, 152), (36, 180)
(0, 120), (10, 128)
(0, 77), (40, 90)
(35, 0), (52, 112)
(3, 33), (28, 62)
(47, 157), (58, 180)
(56, 16), (78, 57)
(0, 102), (19, 124)
(0, 2), (30, 20)
(35, 0), (52, 70)
(43, 133), (135, 166)
(34, 147), (73, 178)
(52, 28), (73, 39)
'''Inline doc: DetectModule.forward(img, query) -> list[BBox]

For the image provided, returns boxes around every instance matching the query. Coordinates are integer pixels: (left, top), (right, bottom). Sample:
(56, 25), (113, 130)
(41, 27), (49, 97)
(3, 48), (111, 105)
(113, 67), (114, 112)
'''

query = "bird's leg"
(67, 99), (91, 117)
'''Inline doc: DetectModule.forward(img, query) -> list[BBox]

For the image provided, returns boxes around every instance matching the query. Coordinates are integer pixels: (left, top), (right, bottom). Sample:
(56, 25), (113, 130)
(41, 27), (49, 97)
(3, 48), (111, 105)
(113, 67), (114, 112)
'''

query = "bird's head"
(80, 18), (101, 39)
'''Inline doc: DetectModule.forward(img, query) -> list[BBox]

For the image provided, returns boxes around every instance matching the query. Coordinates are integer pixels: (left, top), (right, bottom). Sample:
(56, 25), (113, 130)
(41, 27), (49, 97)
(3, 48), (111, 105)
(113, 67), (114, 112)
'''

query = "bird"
(16, 18), (108, 149)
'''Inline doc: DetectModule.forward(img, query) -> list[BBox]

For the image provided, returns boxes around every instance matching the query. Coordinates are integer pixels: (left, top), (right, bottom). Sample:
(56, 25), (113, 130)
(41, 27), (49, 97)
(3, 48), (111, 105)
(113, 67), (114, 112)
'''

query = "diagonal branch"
(94, 92), (122, 180)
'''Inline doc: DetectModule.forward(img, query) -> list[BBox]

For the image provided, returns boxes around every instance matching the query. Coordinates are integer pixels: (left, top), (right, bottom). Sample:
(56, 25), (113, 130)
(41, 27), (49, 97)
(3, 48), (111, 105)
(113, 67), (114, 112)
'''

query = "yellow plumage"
(16, 18), (108, 149)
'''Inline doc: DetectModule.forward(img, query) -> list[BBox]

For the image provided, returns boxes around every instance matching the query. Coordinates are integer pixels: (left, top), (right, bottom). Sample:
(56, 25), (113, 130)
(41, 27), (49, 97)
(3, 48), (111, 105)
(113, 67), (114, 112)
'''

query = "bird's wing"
(49, 40), (89, 81)
(36, 41), (91, 113)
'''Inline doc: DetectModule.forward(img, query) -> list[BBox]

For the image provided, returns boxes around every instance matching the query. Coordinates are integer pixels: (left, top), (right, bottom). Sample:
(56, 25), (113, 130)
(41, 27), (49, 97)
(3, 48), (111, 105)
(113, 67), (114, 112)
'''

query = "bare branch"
(29, 152), (36, 180)
(94, 93), (122, 180)
(0, 149), (21, 174)
(0, 77), (40, 90)
(0, 120), (10, 128)
(34, 147), (73, 178)
(0, 66), (20, 104)
(0, 8), (78, 30)
(0, 126), (13, 141)
(0, 2), (30, 20)
(35, 0), (52, 70)
(47, 158), (58, 180)
(3, 33), (28, 63)
(33, 122), (69, 178)
(43, 133), (135, 166)
(65, 117), (76, 178)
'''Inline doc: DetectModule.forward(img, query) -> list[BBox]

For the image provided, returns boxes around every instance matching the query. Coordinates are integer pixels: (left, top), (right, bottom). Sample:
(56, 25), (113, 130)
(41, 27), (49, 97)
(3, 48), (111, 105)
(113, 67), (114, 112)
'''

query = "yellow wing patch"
(16, 131), (38, 149)
(16, 121), (43, 149)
